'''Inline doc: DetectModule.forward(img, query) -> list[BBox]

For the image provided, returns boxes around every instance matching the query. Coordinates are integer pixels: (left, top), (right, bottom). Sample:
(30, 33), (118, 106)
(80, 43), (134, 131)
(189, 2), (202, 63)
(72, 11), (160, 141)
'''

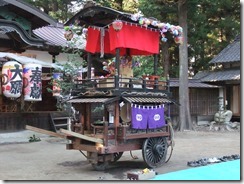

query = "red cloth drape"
(85, 23), (160, 56)
(108, 23), (159, 55)
(85, 27), (111, 54)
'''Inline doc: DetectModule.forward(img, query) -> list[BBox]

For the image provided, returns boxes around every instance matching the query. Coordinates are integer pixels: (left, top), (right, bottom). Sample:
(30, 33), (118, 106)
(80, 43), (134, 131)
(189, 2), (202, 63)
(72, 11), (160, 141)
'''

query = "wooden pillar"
(115, 48), (120, 88)
(86, 103), (91, 132)
(87, 52), (92, 79)
(114, 101), (119, 145)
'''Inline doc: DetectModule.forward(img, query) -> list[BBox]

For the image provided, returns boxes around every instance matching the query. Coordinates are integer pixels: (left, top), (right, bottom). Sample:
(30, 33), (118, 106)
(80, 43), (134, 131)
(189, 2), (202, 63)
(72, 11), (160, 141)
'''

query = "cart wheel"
(113, 152), (123, 162)
(142, 137), (167, 168)
(91, 161), (109, 171)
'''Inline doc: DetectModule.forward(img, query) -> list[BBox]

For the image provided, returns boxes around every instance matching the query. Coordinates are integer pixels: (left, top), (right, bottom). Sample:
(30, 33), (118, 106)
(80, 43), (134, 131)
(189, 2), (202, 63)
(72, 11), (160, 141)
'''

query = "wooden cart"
(57, 5), (181, 170)
(61, 76), (175, 170)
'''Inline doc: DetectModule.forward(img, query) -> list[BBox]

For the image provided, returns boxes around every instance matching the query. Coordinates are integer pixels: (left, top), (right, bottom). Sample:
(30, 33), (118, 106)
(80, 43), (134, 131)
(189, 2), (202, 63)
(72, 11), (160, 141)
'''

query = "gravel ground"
(0, 127), (240, 180)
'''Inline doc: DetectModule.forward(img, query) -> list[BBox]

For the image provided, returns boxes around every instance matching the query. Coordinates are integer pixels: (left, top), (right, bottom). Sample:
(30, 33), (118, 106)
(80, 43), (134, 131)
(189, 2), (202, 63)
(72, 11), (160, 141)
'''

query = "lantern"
(112, 20), (123, 31)
(23, 63), (42, 101)
(64, 30), (74, 41)
(52, 73), (63, 96)
(1, 61), (23, 98)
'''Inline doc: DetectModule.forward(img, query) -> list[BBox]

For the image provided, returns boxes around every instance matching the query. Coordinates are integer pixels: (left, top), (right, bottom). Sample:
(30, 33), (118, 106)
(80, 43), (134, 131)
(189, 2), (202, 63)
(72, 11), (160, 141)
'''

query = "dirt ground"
(0, 128), (240, 180)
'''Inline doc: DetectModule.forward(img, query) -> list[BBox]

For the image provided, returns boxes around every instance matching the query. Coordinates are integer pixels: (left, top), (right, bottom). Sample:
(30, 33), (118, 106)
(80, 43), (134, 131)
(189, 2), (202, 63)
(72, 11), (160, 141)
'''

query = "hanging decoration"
(112, 19), (123, 31)
(23, 63), (42, 101)
(1, 61), (23, 98)
(130, 12), (183, 44)
(174, 35), (184, 45)
(52, 73), (63, 96)
(64, 29), (74, 41)
(64, 25), (88, 41)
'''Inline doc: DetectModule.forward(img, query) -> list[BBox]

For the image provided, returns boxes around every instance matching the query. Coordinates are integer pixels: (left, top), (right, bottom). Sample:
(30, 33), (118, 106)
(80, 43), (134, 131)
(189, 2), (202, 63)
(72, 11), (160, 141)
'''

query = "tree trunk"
(161, 42), (170, 79)
(178, 0), (194, 131)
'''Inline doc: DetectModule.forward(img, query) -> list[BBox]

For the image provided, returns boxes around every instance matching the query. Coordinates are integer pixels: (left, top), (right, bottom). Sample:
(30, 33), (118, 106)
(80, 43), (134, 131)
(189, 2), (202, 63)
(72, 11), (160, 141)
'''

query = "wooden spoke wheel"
(142, 137), (168, 168)
(113, 152), (123, 162)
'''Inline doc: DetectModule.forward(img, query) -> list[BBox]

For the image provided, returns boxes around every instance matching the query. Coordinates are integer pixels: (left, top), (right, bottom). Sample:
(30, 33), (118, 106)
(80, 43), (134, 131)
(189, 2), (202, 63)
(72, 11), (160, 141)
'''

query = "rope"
(130, 151), (138, 159)
(100, 28), (105, 58)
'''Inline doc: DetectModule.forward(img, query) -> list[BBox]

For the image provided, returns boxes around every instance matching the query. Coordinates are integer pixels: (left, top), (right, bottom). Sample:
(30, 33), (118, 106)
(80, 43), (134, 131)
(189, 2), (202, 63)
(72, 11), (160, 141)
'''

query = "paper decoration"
(1, 61), (23, 98)
(112, 19), (123, 31)
(23, 63), (42, 101)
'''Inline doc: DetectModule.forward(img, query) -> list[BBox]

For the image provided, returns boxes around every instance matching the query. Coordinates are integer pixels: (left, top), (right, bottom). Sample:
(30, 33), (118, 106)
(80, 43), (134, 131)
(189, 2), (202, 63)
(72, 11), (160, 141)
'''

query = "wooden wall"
(0, 112), (52, 132)
(170, 88), (219, 116)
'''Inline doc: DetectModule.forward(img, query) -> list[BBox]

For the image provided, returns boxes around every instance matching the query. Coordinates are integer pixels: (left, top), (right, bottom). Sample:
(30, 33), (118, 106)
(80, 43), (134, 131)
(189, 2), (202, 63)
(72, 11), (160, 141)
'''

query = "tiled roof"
(33, 25), (86, 49)
(191, 71), (209, 80)
(169, 78), (219, 88)
(197, 69), (240, 82)
(68, 97), (113, 104)
(122, 96), (173, 104)
(209, 35), (240, 64)
(0, 0), (58, 28)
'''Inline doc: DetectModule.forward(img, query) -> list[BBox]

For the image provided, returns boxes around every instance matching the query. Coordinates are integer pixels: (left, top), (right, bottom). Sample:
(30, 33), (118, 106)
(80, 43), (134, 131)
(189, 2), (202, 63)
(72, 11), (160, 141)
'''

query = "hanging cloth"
(148, 105), (166, 129)
(131, 105), (148, 129)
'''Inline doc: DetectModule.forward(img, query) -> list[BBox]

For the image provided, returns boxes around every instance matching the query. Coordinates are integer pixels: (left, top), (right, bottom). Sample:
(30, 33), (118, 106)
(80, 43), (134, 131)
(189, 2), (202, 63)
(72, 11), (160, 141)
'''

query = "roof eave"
(3, 0), (58, 26)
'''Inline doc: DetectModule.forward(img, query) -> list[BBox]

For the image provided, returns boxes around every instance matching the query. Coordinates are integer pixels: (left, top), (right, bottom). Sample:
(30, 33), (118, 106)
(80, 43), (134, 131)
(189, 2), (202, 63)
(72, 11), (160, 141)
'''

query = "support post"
(87, 52), (92, 79)
(115, 48), (120, 88)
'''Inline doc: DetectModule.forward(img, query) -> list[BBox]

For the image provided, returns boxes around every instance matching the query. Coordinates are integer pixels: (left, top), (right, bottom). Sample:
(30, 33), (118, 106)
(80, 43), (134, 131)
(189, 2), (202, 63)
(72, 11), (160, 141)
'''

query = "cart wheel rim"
(142, 137), (167, 168)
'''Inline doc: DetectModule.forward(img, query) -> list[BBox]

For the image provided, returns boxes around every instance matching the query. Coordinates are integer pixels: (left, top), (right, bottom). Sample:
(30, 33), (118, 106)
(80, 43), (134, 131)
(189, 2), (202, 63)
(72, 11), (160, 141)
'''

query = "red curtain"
(85, 22), (160, 56)
(85, 27), (111, 54)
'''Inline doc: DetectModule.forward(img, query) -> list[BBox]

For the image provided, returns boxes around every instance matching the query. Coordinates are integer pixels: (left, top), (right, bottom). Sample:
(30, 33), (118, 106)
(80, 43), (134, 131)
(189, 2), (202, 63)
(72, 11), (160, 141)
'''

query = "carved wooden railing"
(72, 76), (169, 96)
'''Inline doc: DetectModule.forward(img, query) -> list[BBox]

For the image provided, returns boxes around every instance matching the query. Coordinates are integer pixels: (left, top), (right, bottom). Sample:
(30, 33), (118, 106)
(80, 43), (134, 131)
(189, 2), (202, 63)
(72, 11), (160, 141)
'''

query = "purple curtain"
(131, 105), (148, 129)
(148, 105), (165, 129)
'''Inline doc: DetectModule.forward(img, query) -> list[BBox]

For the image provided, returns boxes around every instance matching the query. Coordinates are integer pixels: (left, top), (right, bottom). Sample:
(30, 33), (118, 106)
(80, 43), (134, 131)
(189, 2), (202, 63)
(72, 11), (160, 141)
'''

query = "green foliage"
(94, 0), (138, 12)
(133, 56), (164, 77)
(139, 0), (240, 77)
(54, 60), (83, 94)
(47, 25), (87, 98)
(23, 0), (75, 22)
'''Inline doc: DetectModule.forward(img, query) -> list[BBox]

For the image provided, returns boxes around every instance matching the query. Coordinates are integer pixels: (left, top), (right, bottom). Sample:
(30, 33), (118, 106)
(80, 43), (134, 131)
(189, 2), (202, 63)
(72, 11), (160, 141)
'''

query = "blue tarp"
(151, 160), (240, 180)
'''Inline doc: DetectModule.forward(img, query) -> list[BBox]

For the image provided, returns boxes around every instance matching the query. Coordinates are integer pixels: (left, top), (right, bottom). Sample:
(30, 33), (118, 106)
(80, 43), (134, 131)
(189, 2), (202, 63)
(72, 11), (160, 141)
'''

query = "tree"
(138, 0), (178, 78)
(178, 0), (193, 131)
(24, 0), (75, 22)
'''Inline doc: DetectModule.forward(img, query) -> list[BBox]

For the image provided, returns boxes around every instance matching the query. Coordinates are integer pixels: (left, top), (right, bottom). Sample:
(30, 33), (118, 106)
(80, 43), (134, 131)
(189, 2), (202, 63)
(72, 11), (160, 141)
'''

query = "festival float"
(56, 5), (183, 170)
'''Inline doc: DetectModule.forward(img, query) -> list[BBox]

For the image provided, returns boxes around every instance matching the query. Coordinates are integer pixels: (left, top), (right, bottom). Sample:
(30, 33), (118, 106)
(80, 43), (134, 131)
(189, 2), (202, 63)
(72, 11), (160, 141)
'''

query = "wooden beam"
(60, 129), (103, 144)
(25, 125), (66, 139)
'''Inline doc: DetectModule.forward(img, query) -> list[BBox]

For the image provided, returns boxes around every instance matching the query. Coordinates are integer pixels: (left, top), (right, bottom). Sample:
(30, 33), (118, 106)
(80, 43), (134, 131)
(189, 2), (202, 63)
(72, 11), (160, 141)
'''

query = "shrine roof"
(209, 35), (240, 64)
(0, 0), (58, 29)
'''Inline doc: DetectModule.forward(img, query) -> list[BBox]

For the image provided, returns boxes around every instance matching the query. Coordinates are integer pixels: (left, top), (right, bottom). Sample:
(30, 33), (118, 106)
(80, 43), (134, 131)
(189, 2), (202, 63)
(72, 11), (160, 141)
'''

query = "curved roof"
(33, 25), (86, 50)
(0, 19), (44, 46)
(65, 5), (133, 27)
(0, 0), (58, 29)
